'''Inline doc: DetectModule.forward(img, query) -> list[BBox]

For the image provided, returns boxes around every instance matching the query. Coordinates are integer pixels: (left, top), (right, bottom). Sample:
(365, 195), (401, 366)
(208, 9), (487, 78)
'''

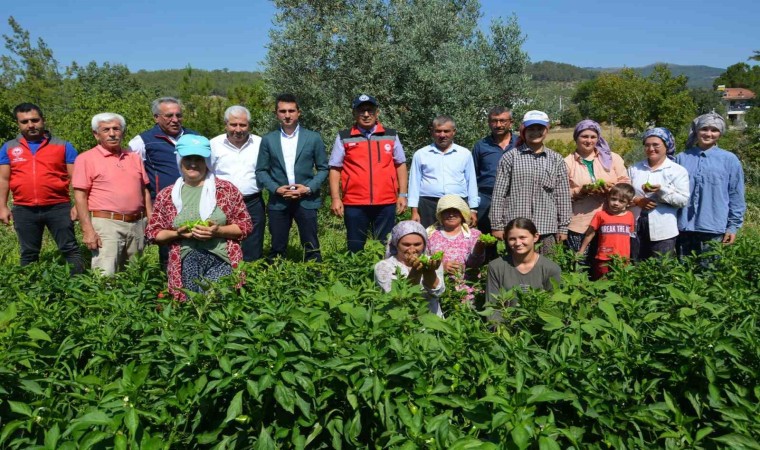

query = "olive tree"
(265, 0), (530, 150)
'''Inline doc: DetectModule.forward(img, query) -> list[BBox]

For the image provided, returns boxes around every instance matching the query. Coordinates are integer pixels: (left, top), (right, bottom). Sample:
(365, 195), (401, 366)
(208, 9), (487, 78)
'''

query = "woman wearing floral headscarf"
(675, 113), (746, 257)
(564, 120), (629, 254)
(374, 220), (445, 316)
(629, 128), (690, 260)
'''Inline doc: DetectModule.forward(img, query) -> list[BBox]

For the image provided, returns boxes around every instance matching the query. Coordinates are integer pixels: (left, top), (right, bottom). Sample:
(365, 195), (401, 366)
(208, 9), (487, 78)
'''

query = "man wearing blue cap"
(328, 94), (409, 252)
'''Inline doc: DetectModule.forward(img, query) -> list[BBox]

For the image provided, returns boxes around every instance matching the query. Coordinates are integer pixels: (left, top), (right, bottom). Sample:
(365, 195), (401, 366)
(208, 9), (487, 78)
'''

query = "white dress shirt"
(280, 126), (299, 185)
(209, 133), (262, 196)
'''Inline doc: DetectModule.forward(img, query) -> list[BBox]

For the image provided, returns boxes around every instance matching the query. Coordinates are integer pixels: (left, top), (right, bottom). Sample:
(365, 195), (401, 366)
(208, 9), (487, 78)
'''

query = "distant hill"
(529, 61), (724, 88)
(131, 68), (263, 97)
(529, 61), (596, 82)
(585, 63), (724, 88)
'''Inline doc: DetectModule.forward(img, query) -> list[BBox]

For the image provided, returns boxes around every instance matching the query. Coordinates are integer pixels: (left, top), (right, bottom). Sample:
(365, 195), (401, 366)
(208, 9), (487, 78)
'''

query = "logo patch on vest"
(384, 143), (392, 152)
(9, 147), (26, 163)
(346, 143), (358, 149)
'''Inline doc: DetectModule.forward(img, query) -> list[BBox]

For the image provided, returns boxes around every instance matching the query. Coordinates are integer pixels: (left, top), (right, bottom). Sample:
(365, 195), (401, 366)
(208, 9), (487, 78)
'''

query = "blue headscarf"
(642, 127), (676, 160)
(573, 119), (613, 171)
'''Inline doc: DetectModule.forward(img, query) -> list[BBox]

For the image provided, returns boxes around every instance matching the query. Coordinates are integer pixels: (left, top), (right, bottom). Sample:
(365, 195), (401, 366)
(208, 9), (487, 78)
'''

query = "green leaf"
(537, 310), (564, 331)
(418, 313), (455, 333)
(8, 400), (32, 417)
(255, 426), (276, 450)
(386, 361), (416, 376)
(712, 433), (760, 449)
(511, 424), (530, 450)
(538, 436), (561, 450)
(224, 390), (244, 423)
(274, 382), (295, 413)
(0, 420), (24, 445)
(597, 300), (619, 326)
(124, 407), (138, 438)
(526, 385), (574, 404)
(27, 327), (52, 342)
(44, 423), (60, 450)
(695, 427), (714, 442)
(71, 411), (113, 427)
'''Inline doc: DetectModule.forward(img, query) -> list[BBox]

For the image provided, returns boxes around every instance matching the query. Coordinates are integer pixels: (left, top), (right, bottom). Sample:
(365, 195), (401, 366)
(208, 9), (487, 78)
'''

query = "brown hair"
(504, 217), (538, 235)
(608, 183), (635, 202)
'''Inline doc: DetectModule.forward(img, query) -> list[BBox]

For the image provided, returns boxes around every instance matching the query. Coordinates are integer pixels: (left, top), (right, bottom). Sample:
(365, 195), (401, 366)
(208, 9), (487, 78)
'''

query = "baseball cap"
(352, 94), (378, 109)
(522, 110), (550, 127)
(175, 135), (211, 158)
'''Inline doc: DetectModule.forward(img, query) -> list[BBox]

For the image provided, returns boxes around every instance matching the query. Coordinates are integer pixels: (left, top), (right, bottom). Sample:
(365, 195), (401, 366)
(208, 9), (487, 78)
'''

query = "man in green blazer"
(256, 94), (328, 262)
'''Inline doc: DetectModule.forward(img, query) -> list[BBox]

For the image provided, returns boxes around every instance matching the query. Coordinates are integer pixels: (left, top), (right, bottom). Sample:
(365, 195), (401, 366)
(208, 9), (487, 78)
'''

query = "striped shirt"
(489, 145), (572, 235)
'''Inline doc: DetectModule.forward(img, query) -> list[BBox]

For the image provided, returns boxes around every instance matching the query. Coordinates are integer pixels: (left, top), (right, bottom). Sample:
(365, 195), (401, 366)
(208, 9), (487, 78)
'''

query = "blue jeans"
(344, 204), (396, 253)
(12, 202), (83, 274)
(268, 202), (321, 262)
(241, 194), (266, 262)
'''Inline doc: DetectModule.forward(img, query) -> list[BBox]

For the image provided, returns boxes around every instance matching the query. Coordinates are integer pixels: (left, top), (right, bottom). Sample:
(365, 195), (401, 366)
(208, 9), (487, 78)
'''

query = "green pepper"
(479, 233), (497, 244)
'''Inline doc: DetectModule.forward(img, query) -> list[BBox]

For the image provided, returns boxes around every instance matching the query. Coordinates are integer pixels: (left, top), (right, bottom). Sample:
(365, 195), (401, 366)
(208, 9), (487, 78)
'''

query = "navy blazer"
(255, 127), (328, 210)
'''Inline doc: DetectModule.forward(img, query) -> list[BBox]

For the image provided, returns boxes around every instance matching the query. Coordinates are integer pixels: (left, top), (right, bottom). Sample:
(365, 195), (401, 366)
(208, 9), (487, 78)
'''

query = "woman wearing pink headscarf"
(564, 120), (629, 254)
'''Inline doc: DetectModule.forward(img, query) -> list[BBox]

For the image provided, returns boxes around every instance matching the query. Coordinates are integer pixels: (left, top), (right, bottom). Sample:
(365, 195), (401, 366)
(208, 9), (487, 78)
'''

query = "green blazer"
(255, 127), (328, 210)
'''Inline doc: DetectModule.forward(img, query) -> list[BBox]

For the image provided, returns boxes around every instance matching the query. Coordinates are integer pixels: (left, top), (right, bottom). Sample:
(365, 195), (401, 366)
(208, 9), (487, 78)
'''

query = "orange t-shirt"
(589, 209), (635, 261)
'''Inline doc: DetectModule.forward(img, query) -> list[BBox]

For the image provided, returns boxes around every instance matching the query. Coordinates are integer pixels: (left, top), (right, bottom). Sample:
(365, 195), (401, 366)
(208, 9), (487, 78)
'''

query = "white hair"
(91, 113), (126, 132)
(151, 97), (182, 115)
(224, 105), (251, 123)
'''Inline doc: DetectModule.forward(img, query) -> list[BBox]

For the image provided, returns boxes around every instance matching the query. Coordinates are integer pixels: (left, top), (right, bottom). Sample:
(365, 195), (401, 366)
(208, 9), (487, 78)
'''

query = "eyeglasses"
(157, 113), (183, 119)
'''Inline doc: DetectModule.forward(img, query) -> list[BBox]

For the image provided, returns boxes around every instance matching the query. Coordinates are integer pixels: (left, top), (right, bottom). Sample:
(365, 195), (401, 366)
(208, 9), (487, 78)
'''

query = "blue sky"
(2, 0), (757, 72)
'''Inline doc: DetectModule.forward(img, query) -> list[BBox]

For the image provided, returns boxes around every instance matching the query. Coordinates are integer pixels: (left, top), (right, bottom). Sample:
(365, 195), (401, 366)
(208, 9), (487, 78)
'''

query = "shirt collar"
(430, 144), (457, 154)
(224, 134), (254, 149)
(280, 125), (300, 139)
(95, 144), (125, 157)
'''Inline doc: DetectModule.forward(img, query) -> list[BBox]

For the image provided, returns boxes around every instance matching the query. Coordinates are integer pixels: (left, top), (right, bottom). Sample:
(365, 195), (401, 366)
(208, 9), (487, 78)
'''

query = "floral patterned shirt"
(145, 179), (253, 300)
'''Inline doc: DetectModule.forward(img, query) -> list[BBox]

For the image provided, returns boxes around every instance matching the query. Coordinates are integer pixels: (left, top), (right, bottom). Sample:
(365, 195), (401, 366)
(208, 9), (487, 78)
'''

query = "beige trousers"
(90, 217), (146, 275)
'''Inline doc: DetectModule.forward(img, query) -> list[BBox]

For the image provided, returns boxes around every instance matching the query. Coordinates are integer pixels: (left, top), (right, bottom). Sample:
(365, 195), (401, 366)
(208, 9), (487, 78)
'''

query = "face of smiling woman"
(180, 155), (208, 186)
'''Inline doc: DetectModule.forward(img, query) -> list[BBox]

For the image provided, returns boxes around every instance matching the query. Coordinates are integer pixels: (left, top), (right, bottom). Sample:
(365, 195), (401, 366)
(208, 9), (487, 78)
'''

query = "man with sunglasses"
(129, 97), (197, 268)
(0, 103), (84, 273)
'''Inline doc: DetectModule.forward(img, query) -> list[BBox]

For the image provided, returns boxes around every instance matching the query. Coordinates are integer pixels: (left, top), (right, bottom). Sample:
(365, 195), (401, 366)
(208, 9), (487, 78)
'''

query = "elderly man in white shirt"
(209, 105), (264, 261)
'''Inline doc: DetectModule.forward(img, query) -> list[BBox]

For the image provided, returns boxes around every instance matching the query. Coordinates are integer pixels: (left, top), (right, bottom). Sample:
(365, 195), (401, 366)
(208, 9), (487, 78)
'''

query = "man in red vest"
(328, 94), (408, 252)
(0, 103), (83, 273)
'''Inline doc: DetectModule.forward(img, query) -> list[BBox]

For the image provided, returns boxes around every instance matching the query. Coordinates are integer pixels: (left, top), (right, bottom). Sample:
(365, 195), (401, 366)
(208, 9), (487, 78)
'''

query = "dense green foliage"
(1, 233), (759, 448)
(572, 65), (696, 135)
(264, 0), (530, 148)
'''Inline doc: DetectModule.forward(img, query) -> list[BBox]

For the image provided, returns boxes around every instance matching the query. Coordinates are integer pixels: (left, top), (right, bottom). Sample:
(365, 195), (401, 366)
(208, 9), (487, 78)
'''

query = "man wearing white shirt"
(256, 94), (328, 262)
(209, 105), (265, 261)
(408, 115), (479, 227)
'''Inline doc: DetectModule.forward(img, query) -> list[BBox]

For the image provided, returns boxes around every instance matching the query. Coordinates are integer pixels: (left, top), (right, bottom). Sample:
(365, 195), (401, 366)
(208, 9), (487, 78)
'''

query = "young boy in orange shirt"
(578, 183), (636, 280)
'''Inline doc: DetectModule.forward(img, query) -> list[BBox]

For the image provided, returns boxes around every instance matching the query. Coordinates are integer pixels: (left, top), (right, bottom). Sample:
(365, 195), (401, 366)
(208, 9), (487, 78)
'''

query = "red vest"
(4, 135), (71, 206)
(338, 123), (400, 205)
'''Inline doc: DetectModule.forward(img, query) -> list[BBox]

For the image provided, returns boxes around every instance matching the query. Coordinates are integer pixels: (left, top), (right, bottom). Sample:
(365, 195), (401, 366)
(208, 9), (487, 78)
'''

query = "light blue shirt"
(408, 143), (479, 209)
(675, 145), (745, 234)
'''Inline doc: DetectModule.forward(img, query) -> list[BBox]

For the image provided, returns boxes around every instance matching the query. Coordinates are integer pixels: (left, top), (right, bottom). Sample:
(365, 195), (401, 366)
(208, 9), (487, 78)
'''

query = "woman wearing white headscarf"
(145, 135), (253, 300)
(374, 220), (445, 317)
(675, 113), (746, 257)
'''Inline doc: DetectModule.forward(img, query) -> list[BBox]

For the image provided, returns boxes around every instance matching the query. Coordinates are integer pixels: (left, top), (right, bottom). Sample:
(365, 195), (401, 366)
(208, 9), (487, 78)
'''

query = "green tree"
(576, 65), (696, 135)
(265, 0), (530, 149)
(713, 62), (760, 92)
(0, 16), (61, 106)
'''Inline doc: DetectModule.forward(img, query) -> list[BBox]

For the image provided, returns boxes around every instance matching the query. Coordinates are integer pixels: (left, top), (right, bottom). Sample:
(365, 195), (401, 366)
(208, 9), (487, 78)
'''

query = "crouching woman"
(374, 220), (446, 317)
(145, 135), (253, 299)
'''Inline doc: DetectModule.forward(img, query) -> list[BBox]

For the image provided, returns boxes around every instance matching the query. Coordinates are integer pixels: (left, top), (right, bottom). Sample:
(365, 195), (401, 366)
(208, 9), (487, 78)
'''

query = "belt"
(243, 193), (261, 201)
(91, 210), (145, 222)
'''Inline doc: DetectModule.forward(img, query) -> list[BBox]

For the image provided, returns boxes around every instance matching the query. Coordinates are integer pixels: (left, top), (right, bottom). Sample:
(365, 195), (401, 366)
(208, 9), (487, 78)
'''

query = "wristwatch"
(398, 193), (408, 198)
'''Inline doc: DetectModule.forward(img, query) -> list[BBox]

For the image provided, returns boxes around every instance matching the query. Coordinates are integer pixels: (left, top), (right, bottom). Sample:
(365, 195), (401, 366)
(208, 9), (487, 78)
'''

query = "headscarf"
(685, 112), (725, 149)
(642, 127), (676, 161)
(386, 220), (429, 259)
(171, 156), (218, 220)
(573, 119), (613, 171)
(427, 194), (472, 236)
